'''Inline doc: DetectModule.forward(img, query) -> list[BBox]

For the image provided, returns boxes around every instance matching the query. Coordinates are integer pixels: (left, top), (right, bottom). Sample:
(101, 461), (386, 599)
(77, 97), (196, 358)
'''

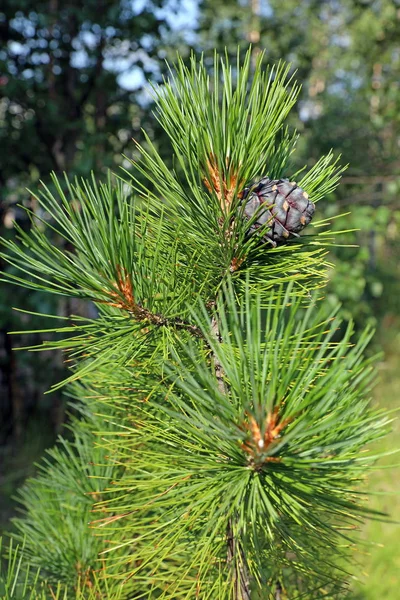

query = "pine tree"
(0, 49), (391, 599)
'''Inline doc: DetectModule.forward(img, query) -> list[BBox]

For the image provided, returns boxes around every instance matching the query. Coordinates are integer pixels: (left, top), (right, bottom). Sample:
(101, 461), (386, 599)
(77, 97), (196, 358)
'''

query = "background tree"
(0, 0), (194, 471)
(0, 0), (197, 184)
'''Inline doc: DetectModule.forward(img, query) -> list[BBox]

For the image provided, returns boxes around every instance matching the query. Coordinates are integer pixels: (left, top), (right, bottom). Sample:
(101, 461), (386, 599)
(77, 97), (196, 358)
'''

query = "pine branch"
(211, 314), (251, 600)
(99, 264), (205, 337)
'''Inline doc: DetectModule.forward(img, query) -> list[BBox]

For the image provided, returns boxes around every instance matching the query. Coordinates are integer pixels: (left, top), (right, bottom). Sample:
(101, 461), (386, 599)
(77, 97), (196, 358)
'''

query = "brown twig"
(99, 266), (204, 338)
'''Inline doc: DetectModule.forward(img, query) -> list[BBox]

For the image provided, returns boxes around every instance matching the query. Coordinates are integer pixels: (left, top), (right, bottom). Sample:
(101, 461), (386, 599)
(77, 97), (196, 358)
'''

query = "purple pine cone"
(241, 177), (315, 246)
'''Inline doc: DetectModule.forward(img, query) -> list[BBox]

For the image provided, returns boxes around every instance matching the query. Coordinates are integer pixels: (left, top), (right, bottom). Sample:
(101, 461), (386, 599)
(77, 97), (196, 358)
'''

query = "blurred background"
(0, 0), (399, 596)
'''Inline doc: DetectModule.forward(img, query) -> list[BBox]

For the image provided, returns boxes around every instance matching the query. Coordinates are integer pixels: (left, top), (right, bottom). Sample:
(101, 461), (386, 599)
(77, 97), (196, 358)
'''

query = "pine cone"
(241, 177), (315, 246)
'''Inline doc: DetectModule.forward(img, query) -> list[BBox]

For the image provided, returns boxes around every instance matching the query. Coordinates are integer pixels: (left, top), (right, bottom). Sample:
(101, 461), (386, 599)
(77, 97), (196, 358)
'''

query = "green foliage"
(0, 536), (126, 599)
(156, 53), (300, 191)
(0, 538), (41, 599)
(93, 283), (390, 597)
(1, 385), (132, 598)
(0, 48), (393, 599)
(12, 400), (116, 583)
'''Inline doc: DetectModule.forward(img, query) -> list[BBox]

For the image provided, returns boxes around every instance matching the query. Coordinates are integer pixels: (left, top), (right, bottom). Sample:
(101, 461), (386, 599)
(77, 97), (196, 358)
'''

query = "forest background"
(0, 1), (399, 597)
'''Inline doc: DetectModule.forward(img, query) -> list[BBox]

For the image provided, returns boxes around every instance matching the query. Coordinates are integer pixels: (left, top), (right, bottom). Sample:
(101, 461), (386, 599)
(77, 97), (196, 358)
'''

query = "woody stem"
(211, 315), (251, 600)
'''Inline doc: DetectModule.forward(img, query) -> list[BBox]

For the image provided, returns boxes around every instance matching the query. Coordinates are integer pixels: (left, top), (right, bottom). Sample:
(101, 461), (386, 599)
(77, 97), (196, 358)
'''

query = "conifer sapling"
(0, 48), (392, 599)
